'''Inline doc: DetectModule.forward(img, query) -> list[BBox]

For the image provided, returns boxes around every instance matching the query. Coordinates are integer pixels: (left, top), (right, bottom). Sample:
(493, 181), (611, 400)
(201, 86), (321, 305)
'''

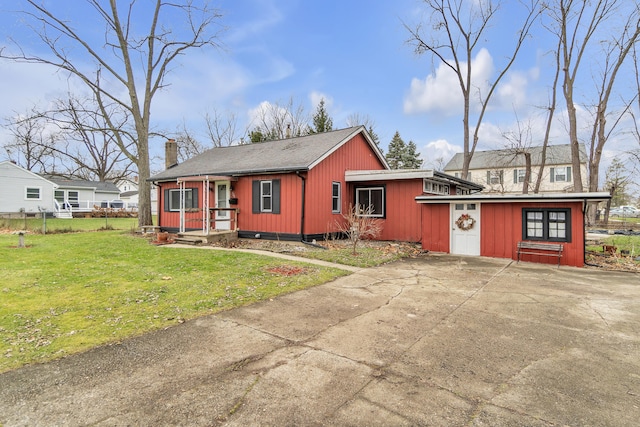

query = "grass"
(0, 217), (140, 233)
(586, 234), (640, 256)
(0, 231), (349, 373)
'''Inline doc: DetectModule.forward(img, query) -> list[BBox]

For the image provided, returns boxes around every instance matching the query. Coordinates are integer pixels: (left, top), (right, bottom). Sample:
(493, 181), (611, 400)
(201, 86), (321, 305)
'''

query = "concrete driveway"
(1, 254), (639, 426)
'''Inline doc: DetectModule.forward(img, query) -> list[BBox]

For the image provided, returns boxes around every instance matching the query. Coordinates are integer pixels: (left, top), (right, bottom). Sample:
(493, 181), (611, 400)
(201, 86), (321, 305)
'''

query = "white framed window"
(25, 187), (41, 200)
(355, 187), (385, 217)
(486, 170), (504, 185)
(166, 188), (198, 212)
(260, 180), (272, 212)
(551, 166), (571, 183)
(67, 191), (79, 207)
(513, 169), (528, 183)
(423, 179), (450, 195)
(332, 182), (341, 213)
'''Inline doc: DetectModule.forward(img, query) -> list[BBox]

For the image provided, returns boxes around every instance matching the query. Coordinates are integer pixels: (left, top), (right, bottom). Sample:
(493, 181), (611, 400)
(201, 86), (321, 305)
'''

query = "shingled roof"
(150, 126), (385, 181)
(443, 143), (586, 171)
(43, 176), (120, 193)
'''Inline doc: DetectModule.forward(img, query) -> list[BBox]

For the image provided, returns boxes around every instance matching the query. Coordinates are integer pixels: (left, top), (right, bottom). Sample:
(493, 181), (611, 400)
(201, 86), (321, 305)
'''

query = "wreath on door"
(455, 213), (475, 231)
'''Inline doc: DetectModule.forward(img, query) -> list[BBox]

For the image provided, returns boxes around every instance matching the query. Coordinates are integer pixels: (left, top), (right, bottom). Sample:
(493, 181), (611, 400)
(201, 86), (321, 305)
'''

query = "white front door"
(215, 182), (230, 230)
(450, 202), (481, 256)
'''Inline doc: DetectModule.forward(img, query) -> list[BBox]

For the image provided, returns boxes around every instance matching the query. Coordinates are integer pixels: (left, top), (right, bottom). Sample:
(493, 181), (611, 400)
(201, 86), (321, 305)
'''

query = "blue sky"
(0, 0), (637, 176)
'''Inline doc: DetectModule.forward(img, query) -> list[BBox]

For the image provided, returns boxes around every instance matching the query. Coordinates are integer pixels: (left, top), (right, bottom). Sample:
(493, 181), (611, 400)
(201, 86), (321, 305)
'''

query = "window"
(25, 187), (41, 200)
(355, 186), (385, 217)
(550, 166), (572, 183)
(487, 170), (504, 185)
(423, 179), (450, 195)
(513, 169), (528, 183)
(67, 191), (79, 207)
(252, 179), (281, 214)
(332, 182), (341, 213)
(54, 190), (65, 204)
(165, 188), (198, 212)
(261, 181), (272, 212)
(522, 208), (571, 242)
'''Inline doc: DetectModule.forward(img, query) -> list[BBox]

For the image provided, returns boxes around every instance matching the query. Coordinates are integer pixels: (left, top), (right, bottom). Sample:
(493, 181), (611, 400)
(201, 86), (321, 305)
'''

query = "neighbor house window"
(487, 170), (504, 185)
(252, 179), (281, 214)
(550, 166), (572, 183)
(355, 186), (385, 217)
(332, 182), (341, 213)
(513, 169), (528, 183)
(67, 191), (79, 207)
(25, 187), (41, 200)
(522, 208), (571, 242)
(165, 188), (198, 212)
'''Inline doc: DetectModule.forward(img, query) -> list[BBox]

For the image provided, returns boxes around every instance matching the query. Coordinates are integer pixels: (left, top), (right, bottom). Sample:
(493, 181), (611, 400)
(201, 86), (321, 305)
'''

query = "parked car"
(609, 206), (640, 218)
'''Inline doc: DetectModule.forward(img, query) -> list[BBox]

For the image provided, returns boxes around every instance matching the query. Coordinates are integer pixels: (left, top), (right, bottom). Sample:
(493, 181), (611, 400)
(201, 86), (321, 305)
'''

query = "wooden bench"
(517, 241), (564, 267)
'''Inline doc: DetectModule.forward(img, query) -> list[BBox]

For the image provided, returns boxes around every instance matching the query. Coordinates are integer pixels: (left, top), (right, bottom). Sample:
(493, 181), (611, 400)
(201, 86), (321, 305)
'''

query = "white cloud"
(420, 139), (462, 168)
(404, 48), (494, 116)
(309, 91), (333, 109)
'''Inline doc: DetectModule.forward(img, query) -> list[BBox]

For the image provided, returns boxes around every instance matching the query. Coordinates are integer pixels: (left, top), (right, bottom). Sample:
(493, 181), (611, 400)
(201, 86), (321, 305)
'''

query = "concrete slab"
(1, 254), (639, 426)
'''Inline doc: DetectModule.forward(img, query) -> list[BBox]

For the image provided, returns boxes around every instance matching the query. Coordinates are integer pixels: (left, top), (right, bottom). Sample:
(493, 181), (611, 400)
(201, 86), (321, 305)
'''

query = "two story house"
(443, 144), (588, 194)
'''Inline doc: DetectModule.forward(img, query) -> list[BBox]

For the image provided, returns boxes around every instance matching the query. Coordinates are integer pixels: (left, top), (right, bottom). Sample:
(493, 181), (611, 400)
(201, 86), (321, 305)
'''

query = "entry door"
(450, 202), (481, 256)
(215, 182), (230, 230)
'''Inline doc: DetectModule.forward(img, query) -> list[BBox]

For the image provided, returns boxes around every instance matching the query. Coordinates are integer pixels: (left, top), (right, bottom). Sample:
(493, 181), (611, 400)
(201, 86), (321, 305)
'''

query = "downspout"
(582, 198), (589, 267)
(296, 171), (306, 242)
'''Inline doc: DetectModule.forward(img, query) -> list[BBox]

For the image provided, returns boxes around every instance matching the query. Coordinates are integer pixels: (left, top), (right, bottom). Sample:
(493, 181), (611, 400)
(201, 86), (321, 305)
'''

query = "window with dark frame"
(167, 188), (198, 211)
(251, 179), (280, 214)
(355, 186), (385, 217)
(332, 182), (341, 213)
(522, 208), (571, 242)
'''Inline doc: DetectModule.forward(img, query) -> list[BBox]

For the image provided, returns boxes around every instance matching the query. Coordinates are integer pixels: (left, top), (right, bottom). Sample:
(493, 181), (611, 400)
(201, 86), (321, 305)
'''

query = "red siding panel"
(305, 133), (386, 236)
(421, 204), (450, 252)
(481, 202), (584, 267)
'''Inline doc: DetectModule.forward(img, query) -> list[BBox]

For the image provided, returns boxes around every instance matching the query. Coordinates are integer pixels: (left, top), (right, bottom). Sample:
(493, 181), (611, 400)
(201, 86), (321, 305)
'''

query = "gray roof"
(43, 176), (120, 193)
(150, 126), (384, 181)
(443, 144), (587, 171)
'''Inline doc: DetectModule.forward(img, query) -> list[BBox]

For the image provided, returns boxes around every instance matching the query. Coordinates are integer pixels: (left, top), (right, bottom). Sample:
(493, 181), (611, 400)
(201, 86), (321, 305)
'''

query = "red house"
(150, 126), (479, 242)
(416, 193), (610, 267)
(150, 126), (609, 267)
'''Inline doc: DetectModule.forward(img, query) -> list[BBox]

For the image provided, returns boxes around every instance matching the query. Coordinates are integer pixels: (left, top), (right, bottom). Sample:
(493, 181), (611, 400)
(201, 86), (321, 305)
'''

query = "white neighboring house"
(115, 177), (158, 214)
(44, 176), (122, 215)
(443, 144), (588, 194)
(0, 160), (58, 215)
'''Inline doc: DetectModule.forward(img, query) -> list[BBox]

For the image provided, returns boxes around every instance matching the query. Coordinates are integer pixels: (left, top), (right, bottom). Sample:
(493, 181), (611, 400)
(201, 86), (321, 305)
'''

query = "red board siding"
(304, 133), (386, 236)
(158, 182), (208, 230)
(236, 173), (302, 235)
(421, 204), (450, 252)
(481, 202), (584, 267)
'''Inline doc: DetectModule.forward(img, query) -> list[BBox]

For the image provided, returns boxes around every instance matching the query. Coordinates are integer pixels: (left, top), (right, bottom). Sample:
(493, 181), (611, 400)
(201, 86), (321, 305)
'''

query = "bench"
(517, 241), (564, 267)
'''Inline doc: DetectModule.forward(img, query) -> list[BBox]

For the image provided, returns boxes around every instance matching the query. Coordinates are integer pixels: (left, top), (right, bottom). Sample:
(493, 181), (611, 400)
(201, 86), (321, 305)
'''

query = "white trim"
(346, 169), (435, 181)
(416, 192), (611, 204)
(25, 186), (42, 200)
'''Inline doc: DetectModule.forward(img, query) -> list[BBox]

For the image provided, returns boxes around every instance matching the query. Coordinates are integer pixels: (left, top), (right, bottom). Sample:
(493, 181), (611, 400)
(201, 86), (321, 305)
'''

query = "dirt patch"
(586, 251), (640, 272)
(266, 265), (309, 276)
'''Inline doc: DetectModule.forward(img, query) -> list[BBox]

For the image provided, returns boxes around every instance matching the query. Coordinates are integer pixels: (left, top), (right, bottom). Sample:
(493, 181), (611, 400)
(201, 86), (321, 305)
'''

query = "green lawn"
(0, 231), (349, 373)
(587, 234), (640, 256)
(0, 216), (140, 233)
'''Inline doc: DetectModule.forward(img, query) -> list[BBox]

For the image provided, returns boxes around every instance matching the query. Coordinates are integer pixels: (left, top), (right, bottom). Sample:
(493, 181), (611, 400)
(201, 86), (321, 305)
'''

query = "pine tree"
(403, 140), (423, 169)
(385, 131), (406, 169)
(367, 125), (382, 154)
(309, 99), (333, 134)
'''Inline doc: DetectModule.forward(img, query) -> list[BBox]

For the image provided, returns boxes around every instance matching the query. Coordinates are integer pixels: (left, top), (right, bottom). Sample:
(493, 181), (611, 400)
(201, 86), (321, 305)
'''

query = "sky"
(0, 0), (638, 178)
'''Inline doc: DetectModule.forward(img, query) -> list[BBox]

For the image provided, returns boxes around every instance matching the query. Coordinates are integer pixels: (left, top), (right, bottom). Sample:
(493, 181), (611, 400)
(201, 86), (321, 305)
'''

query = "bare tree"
(1, 1), (224, 226)
(405, 0), (541, 179)
(174, 121), (207, 163)
(501, 115), (534, 194)
(334, 204), (383, 255)
(248, 98), (310, 142)
(3, 109), (57, 173)
(546, 0), (639, 192)
(204, 108), (241, 147)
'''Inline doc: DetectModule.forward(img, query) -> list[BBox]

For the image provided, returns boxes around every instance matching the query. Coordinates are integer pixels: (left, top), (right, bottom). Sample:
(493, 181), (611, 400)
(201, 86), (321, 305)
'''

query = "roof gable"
(150, 126), (386, 181)
(444, 144), (587, 171)
(0, 161), (58, 186)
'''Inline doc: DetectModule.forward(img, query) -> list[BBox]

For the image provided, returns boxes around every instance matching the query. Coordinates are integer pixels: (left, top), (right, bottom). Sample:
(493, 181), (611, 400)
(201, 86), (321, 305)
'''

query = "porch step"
(173, 236), (205, 245)
(55, 211), (73, 219)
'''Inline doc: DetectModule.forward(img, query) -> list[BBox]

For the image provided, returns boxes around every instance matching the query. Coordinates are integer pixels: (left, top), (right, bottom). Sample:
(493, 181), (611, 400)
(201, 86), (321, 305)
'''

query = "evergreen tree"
(403, 140), (423, 168)
(367, 125), (382, 154)
(386, 131), (406, 169)
(309, 98), (333, 133)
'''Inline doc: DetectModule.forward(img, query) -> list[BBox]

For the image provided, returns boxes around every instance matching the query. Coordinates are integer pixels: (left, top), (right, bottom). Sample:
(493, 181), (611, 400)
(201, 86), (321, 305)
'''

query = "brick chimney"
(165, 138), (178, 169)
